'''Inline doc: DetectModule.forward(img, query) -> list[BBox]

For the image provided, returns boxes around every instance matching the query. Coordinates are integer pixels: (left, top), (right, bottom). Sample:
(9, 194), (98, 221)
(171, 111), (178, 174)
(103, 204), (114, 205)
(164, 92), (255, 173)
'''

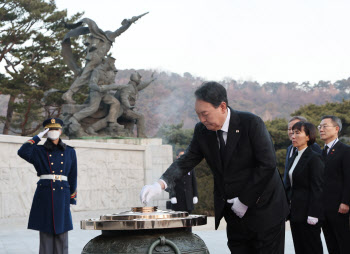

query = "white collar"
(297, 146), (308, 156)
(326, 138), (338, 148)
(220, 108), (230, 133)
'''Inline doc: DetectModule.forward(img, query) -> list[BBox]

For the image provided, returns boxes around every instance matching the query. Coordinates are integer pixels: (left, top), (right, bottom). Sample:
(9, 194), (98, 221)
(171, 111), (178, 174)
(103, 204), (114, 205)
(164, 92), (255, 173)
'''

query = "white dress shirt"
(288, 147), (307, 186)
(325, 138), (338, 154)
(216, 108), (231, 146)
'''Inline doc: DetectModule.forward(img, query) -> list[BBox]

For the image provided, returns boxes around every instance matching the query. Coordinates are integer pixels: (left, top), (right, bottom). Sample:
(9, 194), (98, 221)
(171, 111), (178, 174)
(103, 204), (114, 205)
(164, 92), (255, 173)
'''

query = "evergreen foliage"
(0, 0), (84, 135)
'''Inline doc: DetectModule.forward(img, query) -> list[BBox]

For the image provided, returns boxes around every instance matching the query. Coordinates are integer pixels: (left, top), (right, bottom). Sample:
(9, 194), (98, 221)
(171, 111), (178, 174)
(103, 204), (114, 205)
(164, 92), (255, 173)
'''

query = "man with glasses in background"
(318, 115), (350, 254)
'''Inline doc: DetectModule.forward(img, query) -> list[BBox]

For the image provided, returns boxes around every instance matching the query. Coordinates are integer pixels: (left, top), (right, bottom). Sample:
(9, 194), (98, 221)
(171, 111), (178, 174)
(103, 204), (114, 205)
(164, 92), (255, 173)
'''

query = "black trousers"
(290, 221), (323, 254)
(223, 206), (285, 254)
(322, 211), (350, 254)
(39, 231), (68, 254)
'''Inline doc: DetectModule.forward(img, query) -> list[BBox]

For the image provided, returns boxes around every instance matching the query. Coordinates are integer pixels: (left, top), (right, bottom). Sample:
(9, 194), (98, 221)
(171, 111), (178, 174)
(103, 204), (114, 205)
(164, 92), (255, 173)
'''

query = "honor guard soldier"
(18, 118), (77, 254)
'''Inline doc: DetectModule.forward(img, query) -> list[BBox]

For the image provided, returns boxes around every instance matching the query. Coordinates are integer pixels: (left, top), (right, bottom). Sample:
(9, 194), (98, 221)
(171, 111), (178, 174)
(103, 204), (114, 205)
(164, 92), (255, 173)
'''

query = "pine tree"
(0, 0), (84, 135)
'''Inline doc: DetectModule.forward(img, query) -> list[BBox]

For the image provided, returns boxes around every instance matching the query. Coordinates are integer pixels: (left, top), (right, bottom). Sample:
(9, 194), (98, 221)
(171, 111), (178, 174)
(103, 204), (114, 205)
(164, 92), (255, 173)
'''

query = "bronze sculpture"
(60, 14), (154, 138)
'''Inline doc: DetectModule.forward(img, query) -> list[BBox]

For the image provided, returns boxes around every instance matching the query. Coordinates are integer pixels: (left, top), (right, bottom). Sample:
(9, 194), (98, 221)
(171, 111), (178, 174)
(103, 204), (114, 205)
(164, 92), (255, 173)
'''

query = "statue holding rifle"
(61, 13), (149, 104)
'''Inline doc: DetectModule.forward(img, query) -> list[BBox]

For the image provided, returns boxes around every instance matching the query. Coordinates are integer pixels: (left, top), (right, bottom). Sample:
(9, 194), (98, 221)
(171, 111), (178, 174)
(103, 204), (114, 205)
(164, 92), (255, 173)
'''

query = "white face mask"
(47, 130), (61, 141)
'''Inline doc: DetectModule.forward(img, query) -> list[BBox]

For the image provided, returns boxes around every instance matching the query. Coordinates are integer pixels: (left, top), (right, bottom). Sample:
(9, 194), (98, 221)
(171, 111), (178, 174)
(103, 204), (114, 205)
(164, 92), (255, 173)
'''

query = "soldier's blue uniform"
(17, 119), (77, 235)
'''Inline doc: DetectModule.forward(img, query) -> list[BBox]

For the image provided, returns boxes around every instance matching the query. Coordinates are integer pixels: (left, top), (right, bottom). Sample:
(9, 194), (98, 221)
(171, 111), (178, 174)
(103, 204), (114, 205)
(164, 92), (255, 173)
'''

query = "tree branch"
(21, 99), (32, 135)
(22, 123), (42, 136)
(0, 43), (14, 62)
(4, 56), (18, 74)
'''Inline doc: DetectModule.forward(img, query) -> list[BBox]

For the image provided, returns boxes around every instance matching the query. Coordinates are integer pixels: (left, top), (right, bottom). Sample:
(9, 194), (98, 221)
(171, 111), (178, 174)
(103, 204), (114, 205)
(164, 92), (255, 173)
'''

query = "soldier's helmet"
(130, 72), (142, 83)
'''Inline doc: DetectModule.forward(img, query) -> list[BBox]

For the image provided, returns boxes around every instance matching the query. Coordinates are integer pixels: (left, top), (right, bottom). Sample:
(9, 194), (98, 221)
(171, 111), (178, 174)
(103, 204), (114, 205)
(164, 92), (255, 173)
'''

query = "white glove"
(37, 128), (49, 139)
(170, 197), (177, 204)
(193, 196), (198, 204)
(307, 216), (318, 225)
(227, 197), (248, 218)
(140, 182), (162, 205)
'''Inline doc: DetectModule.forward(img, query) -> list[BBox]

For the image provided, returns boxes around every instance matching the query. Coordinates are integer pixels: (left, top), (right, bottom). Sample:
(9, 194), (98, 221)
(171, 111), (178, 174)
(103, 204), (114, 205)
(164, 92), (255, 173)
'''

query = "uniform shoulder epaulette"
(25, 139), (35, 145)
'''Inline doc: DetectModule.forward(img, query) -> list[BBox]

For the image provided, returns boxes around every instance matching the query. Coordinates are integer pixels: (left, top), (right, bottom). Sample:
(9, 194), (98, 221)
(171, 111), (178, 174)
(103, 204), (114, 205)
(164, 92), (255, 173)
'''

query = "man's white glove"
(38, 128), (49, 139)
(140, 182), (162, 205)
(170, 197), (177, 204)
(307, 216), (318, 225)
(193, 196), (198, 204)
(227, 197), (248, 218)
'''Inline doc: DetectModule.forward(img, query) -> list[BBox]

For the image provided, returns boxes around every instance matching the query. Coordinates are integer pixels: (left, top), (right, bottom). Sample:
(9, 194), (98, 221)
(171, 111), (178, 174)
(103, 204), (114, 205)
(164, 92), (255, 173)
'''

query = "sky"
(55, 0), (350, 84)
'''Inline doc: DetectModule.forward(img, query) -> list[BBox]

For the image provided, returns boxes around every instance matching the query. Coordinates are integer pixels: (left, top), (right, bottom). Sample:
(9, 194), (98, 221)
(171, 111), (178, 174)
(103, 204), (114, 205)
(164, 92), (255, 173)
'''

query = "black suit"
(170, 169), (198, 212)
(283, 143), (321, 186)
(322, 141), (350, 254)
(161, 109), (289, 253)
(284, 147), (324, 254)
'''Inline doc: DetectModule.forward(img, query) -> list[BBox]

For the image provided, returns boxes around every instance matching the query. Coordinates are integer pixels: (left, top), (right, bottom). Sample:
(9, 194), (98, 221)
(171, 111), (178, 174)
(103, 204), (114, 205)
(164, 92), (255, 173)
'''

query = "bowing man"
(140, 81), (289, 254)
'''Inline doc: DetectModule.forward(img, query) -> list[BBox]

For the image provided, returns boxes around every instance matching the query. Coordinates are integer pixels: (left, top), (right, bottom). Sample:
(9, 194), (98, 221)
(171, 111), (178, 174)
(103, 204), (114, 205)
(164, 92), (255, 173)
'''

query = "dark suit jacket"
(322, 141), (350, 213)
(170, 169), (198, 212)
(283, 143), (321, 185)
(284, 147), (324, 222)
(161, 108), (289, 231)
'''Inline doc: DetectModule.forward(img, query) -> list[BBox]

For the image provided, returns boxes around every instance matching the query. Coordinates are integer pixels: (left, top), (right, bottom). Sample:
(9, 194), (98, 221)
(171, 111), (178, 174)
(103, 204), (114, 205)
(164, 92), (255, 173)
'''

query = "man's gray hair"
(321, 115), (342, 132)
(289, 116), (308, 123)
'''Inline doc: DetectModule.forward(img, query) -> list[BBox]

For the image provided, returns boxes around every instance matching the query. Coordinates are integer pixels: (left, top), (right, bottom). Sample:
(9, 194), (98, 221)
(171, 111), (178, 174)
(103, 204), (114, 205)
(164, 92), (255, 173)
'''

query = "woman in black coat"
(284, 121), (324, 254)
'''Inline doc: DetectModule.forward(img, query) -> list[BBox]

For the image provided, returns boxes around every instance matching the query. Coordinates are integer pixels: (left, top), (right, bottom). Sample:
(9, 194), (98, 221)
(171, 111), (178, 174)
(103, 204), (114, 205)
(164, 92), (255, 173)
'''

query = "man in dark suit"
(319, 115), (350, 254)
(169, 148), (198, 213)
(140, 81), (289, 254)
(283, 116), (322, 185)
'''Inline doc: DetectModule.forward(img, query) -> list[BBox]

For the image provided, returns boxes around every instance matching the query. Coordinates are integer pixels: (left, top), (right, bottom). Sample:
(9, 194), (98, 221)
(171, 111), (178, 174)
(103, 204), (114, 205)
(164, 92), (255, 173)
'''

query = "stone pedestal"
(0, 135), (172, 219)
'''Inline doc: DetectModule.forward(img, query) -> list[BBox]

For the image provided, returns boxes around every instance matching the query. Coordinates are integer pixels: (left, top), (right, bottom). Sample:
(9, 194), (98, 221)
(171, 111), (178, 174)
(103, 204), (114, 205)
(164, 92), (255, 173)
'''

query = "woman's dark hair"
(194, 81), (228, 108)
(292, 121), (316, 146)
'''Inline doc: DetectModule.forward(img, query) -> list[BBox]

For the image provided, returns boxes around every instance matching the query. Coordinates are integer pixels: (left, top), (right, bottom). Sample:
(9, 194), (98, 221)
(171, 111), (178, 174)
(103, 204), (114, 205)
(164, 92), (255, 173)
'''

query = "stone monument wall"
(0, 135), (172, 219)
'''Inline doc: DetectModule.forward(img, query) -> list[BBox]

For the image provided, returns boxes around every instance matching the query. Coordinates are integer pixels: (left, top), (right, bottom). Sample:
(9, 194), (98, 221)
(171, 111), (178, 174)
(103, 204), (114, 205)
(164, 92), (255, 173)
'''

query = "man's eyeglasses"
(317, 125), (336, 130)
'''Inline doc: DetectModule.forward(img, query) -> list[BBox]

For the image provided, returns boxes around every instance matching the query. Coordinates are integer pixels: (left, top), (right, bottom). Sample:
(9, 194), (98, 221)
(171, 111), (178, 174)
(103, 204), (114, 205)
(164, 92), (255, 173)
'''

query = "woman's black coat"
(284, 146), (325, 222)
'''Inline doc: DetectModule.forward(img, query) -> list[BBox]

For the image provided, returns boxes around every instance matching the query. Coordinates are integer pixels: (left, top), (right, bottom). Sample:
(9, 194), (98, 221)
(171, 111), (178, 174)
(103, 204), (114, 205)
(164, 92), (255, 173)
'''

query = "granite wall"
(0, 135), (173, 218)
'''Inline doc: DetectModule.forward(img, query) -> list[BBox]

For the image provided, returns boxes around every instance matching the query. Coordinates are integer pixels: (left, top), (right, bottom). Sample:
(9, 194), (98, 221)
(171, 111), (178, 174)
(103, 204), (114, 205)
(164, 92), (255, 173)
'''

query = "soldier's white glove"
(193, 197), (198, 204)
(140, 182), (162, 205)
(227, 197), (248, 218)
(37, 129), (49, 139)
(170, 197), (177, 204)
(307, 216), (318, 225)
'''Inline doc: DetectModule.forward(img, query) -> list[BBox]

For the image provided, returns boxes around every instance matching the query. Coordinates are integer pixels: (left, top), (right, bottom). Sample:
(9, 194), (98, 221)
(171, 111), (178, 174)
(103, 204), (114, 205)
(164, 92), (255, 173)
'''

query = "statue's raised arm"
(137, 72), (156, 91)
(61, 13), (149, 104)
(107, 12), (149, 40)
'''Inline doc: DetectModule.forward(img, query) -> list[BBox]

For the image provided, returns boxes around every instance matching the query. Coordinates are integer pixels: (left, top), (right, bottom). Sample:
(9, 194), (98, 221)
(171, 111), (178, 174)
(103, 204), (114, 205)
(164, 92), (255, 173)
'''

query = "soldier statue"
(61, 13), (148, 104)
(67, 56), (122, 136)
(115, 72), (156, 138)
